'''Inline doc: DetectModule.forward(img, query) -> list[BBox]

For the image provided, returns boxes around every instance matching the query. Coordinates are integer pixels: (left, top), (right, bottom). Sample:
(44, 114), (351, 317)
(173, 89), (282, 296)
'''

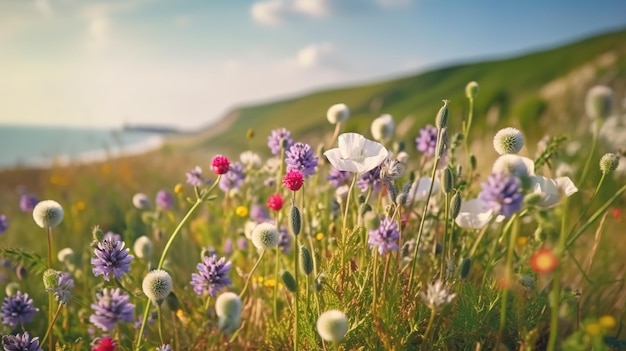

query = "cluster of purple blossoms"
(219, 162), (246, 193)
(91, 237), (134, 281)
(89, 288), (135, 332)
(415, 125), (439, 156)
(186, 166), (205, 187)
(53, 272), (75, 304)
(249, 204), (270, 222)
(1, 332), (42, 351)
(357, 166), (382, 193)
(156, 190), (174, 210)
(278, 226), (292, 254)
(368, 217), (400, 255)
(0, 215), (7, 234)
(286, 142), (318, 177)
(267, 128), (294, 155)
(191, 255), (232, 297)
(19, 194), (39, 213)
(479, 172), (523, 218)
(1, 292), (39, 328)
(327, 167), (351, 188)
(103, 231), (122, 242)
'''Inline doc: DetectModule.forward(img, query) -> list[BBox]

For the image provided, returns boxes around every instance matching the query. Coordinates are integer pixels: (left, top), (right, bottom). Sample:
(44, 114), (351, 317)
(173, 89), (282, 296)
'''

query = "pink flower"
(211, 155), (230, 175)
(283, 170), (304, 191)
(92, 336), (117, 351)
(267, 194), (284, 211)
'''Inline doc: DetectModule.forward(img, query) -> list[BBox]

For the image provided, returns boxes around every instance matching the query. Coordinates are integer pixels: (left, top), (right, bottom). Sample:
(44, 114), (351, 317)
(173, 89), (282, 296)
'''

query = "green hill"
(192, 28), (626, 155)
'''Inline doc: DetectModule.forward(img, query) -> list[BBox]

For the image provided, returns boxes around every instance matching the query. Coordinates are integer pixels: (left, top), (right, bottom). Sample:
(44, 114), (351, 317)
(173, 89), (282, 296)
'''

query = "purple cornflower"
(416, 125), (439, 156)
(357, 166), (382, 193)
(286, 142), (318, 177)
(52, 272), (75, 304)
(19, 194), (39, 213)
(267, 128), (294, 155)
(327, 167), (351, 188)
(191, 255), (232, 297)
(368, 217), (400, 255)
(249, 204), (270, 222)
(156, 190), (174, 210)
(0, 215), (7, 234)
(219, 162), (246, 193)
(278, 226), (292, 254)
(156, 345), (172, 351)
(1, 332), (43, 351)
(1, 292), (39, 328)
(91, 237), (134, 281)
(479, 172), (523, 218)
(89, 288), (135, 332)
(186, 166), (204, 186)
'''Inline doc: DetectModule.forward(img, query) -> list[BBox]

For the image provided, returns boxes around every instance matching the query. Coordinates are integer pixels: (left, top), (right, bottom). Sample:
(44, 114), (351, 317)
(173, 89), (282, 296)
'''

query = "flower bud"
(289, 205), (301, 236)
(299, 245), (313, 276)
(435, 128), (447, 159)
(465, 81), (479, 99)
(370, 114), (395, 143)
(215, 291), (242, 334)
(281, 270), (297, 293)
(524, 193), (543, 206)
(43, 269), (60, 291)
(450, 193), (462, 219)
(442, 167), (454, 193)
(600, 153), (620, 174)
(459, 257), (471, 279)
(435, 100), (449, 129)
(132, 193), (151, 210)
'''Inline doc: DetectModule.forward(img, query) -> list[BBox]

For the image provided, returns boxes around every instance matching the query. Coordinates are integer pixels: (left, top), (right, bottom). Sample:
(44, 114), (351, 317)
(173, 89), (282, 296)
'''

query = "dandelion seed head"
(32, 200), (64, 229)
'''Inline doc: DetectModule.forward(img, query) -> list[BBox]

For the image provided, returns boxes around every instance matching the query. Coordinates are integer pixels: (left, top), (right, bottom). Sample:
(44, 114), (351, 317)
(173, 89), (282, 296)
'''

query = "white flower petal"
(454, 198), (504, 229)
(338, 133), (363, 159)
(555, 177), (578, 197)
(529, 175), (576, 208)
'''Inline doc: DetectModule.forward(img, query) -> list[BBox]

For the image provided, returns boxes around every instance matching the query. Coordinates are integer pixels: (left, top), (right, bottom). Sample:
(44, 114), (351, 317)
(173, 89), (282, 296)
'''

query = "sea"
(0, 125), (164, 170)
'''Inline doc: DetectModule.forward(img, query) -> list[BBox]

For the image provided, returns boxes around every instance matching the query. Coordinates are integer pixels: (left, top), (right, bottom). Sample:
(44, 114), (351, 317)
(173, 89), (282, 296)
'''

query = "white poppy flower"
(529, 176), (578, 208)
(455, 198), (504, 229)
(323, 133), (388, 174)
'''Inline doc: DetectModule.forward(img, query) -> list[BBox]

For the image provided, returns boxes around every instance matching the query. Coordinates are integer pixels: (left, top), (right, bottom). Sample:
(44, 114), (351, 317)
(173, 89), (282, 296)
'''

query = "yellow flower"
(585, 322), (602, 336)
(315, 232), (324, 241)
(264, 278), (277, 288)
(174, 183), (184, 194)
(76, 201), (86, 211)
(516, 236), (528, 246)
(176, 309), (190, 326)
(599, 315), (616, 330)
(254, 276), (264, 284)
(236, 206), (249, 217)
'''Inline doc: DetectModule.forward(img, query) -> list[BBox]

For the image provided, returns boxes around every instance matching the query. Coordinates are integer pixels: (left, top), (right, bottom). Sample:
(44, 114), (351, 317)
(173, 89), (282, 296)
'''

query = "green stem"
(239, 250), (266, 298)
(570, 173), (606, 231)
(41, 302), (62, 346)
(340, 175), (358, 291)
(157, 305), (164, 345)
(463, 97), (474, 183)
(547, 196), (570, 351)
(579, 119), (602, 187)
(440, 192), (450, 280)
(423, 307), (437, 342)
(273, 249), (279, 323)
(135, 301), (151, 351)
(294, 237), (300, 351)
(498, 213), (519, 342)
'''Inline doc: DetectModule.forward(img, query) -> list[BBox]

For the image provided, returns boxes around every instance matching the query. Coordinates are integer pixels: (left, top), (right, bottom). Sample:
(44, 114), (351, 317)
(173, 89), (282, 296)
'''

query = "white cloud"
(34, 0), (54, 17)
(251, 0), (290, 25)
(374, 0), (411, 9)
(297, 42), (334, 68)
(293, 0), (331, 18)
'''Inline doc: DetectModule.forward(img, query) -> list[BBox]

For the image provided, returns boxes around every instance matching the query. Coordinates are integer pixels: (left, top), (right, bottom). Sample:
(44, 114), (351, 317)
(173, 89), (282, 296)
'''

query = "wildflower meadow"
(1, 81), (626, 351)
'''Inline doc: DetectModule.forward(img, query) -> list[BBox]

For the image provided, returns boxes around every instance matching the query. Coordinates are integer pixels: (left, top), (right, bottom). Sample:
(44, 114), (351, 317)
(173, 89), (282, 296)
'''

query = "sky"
(1, 0), (626, 130)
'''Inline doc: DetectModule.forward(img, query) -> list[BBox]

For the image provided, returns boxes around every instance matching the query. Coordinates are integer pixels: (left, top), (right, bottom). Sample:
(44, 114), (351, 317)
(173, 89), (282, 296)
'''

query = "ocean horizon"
(0, 124), (164, 170)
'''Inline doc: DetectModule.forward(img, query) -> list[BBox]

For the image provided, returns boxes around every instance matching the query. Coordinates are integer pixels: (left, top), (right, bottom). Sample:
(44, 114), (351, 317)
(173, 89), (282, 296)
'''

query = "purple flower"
(223, 238), (234, 256)
(278, 226), (291, 254)
(191, 255), (232, 297)
(416, 125), (438, 156)
(53, 272), (74, 304)
(103, 231), (122, 243)
(267, 128), (294, 155)
(186, 166), (204, 187)
(237, 237), (248, 251)
(156, 345), (172, 351)
(91, 238), (134, 281)
(357, 166), (382, 193)
(479, 173), (523, 218)
(249, 205), (270, 222)
(1, 292), (39, 328)
(89, 288), (135, 332)
(0, 215), (8, 234)
(286, 142), (318, 177)
(368, 217), (400, 255)
(327, 168), (351, 188)
(1, 332), (43, 351)
(156, 190), (174, 210)
(19, 194), (39, 213)
(219, 162), (246, 193)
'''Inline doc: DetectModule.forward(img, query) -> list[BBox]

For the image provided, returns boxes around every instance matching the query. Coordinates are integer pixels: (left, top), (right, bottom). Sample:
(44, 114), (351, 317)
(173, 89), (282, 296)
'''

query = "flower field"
(0, 81), (625, 351)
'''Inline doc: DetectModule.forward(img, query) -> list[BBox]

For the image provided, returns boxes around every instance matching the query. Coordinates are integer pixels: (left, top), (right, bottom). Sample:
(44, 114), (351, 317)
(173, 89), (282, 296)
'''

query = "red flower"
(211, 155), (230, 175)
(267, 194), (284, 211)
(283, 170), (304, 191)
(530, 247), (558, 274)
(92, 336), (117, 351)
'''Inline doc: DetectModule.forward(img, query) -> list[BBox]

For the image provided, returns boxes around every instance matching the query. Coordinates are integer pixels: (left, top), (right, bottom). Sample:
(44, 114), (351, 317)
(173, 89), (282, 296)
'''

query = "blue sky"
(1, 0), (625, 130)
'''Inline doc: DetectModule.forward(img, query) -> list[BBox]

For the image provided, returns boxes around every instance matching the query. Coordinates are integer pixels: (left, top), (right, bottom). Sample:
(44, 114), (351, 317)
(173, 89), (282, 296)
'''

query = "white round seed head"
(316, 309), (349, 342)
(215, 291), (242, 319)
(585, 85), (613, 120)
(493, 127), (524, 155)
(251, 222), (280, 250)
(132, 193), (151, 210)
(133, 236), (153, 259)
(326, 103), (350, 124)
(600, 153), (620, 174)
(492, 155), (534, 178)
(142, 269), (173, 304)
(57, 248), (75, 263)
(32, 200), (64, 229)
(370, 114), (395, 143)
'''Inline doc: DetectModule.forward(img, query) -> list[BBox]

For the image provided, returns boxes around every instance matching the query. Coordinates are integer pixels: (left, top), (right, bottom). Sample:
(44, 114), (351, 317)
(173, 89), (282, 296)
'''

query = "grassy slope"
(197, 28), (626, 155)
